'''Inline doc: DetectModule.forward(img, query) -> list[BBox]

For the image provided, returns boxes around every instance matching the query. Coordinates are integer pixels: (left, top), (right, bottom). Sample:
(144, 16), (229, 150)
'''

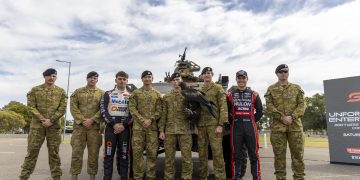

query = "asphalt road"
(0, 136), (359, 180)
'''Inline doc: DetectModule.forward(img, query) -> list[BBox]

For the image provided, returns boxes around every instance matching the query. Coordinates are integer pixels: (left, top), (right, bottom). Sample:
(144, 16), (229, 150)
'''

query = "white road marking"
(313, 174), (360, 179)
(0, 152), (15, 154)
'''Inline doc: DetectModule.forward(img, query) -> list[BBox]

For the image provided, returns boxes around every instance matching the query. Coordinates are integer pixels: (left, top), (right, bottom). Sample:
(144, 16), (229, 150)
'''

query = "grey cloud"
(263, 35), (290, 50)
(202, 0), (352, 15)
(148, 0), (165, 6)
(62, 19), (114, 43)
(0, 70), (13, 76)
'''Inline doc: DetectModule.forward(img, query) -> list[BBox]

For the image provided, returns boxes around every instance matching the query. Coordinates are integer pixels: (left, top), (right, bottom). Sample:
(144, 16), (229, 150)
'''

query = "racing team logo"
(347, 92), (360, 103)
(347, 148), (360, 154)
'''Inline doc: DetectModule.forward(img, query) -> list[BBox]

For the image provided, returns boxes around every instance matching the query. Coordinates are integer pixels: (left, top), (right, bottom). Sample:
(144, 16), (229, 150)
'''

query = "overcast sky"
(1, 0), (359, 119)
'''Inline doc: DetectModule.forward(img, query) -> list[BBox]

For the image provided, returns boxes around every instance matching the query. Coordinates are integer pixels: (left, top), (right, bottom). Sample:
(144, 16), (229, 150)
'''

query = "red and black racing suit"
(100, 87), (131, 180)
(227, 87), (263, 180)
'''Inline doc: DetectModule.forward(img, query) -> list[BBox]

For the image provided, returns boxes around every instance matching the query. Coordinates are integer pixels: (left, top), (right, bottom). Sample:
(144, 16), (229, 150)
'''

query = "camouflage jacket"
(27, 84), (67, 129)
(129, 87), (162, 131)
(70, 86), (104, 129)
(264, 82), (305, 132)
(198, 82), (228, 127)
(159, 89), (191, 134)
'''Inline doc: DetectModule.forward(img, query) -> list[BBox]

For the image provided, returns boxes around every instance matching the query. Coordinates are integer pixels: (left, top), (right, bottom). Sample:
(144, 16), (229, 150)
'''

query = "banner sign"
(324, 76), (360, 165)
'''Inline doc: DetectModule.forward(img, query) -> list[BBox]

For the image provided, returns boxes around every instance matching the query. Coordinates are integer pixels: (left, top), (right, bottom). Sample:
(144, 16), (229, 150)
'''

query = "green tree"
(258, 104), (270, 131)
(2, 101), (31, 132)
(302, 93), (326, 131)
(0, 110), (26, 133)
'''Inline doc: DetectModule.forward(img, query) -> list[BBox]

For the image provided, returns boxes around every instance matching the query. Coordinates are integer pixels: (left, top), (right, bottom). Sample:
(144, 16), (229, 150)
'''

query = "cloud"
(0, 0), (359, 120)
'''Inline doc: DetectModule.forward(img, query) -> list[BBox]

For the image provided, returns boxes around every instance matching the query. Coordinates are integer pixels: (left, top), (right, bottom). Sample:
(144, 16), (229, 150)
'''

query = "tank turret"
(163, 47), (229, 91)
(164, 47), (201, 82)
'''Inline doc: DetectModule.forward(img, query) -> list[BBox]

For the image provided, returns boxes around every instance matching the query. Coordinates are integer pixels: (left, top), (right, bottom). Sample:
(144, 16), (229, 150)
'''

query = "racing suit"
(227, 87), (263, 180)
(100, 87), (131, 180)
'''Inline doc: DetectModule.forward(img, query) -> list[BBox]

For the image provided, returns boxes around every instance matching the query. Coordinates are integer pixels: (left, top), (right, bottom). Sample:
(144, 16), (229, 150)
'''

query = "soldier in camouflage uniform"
(129, 70), (162, 180)
(198, 67), (228, 180)
(264, 64), (306, 180)
(69, 71), (104, 180)
(159, 72), (193, 180)
(19, 68), (67, 180)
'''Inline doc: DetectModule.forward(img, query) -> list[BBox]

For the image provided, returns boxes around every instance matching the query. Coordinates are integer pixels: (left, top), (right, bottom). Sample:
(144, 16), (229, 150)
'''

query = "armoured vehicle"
(152, 48), (232, 178)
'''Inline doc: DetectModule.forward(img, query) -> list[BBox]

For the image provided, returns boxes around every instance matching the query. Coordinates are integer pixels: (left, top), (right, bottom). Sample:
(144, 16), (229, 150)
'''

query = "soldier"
(198, 67), (228, 180)
(129, 70), (162, 180)
(227, 70), (263, 180)
(19, 68), (67, 180)
(70, 71), (104, 180)
(264, 64), (306, 180)
(159, 72), (193, 180)
(100, 71), (132, 180)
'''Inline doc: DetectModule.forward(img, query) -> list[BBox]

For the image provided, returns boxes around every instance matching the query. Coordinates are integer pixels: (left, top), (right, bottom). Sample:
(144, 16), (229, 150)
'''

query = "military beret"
(170, 72), (181, 81)
(43, 68), (57, 76)
(201, 67), (213, 75)
(275, 64), (289, 73)
(141, 70), (152, 78)
(86, 71), (99, 78)
(236, 70), (248, 78)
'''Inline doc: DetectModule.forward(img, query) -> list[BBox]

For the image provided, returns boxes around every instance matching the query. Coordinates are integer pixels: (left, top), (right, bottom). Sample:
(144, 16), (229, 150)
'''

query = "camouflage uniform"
(20, 84), (67, 179)
(129, 87), (162, 180)
(159, 89), (193, 180)
(198, 82), (228, 180)
(69, 87), (104, 176)
(264, 82), (306, 180)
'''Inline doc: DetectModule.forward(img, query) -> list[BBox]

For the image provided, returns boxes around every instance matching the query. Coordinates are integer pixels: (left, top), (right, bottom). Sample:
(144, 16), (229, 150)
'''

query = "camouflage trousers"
(70, 127), (102, 175)
(270, 131), (305, 180)
(131, 129), (159, 180)
(164, 133), (193, 180)
(19, 127), (62, 178)
(198, 126), (226, 180)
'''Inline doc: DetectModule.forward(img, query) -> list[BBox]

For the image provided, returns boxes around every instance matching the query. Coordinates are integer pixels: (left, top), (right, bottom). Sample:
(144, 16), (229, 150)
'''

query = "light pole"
(56, 59), (71, 141)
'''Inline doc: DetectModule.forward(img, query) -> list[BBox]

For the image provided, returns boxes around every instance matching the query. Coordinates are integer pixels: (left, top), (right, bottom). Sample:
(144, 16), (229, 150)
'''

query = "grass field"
(258, 135), (329, 148)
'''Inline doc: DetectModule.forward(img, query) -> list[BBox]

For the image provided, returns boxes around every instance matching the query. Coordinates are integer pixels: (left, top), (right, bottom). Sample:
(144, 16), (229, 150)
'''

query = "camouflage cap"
(86, 71), (99, 78)
(236, 70), (248, 78)
(201, 67), (213, 75)
(43, 68), (57, 76)
(141, 70), (152, 78)
(170, 72), (181, 81)
(275, 64), (289, 73)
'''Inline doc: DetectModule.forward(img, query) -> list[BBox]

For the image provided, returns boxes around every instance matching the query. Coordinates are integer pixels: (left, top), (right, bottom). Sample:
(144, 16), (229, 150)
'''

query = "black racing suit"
(227, 87), (263, 180)
(100, 87), (131, 180)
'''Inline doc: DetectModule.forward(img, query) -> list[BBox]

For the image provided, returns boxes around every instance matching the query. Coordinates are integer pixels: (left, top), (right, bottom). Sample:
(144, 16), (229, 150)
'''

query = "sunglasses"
(278, 70), (288, 74)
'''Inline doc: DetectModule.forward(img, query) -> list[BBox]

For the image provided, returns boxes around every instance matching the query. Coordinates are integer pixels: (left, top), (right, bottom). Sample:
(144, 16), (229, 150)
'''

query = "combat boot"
(71, 174), (78, 180)
(89, 174), (95, 180)
(19, 177), (28, 180)
(53, 176), (61, 180)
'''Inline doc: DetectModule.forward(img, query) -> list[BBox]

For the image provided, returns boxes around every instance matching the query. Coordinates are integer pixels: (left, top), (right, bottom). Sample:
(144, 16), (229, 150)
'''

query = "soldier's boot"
(89, 174), (95, 180)
(71, 174), (78, 180)
(53, 176), (61, 180)
(19, 177), (28, 180)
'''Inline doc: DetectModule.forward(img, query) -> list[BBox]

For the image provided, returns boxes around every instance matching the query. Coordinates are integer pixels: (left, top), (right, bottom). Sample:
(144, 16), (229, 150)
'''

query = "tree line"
(258, 93), (327, 132)
(0, 93), (326, 133)
(0, 101), (65, 133)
